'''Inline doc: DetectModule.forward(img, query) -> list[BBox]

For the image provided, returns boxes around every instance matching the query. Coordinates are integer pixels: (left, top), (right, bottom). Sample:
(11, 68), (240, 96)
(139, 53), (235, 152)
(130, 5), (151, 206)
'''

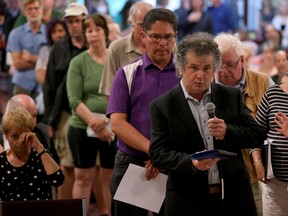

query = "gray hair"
(176, 32), (222, 72)
(128, 1), (154, 23)
(214, 33), (244, 58)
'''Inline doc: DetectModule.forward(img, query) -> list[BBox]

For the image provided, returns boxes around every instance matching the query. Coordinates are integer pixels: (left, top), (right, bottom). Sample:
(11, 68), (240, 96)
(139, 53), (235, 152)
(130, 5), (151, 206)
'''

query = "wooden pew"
(0, 198), (86, 216)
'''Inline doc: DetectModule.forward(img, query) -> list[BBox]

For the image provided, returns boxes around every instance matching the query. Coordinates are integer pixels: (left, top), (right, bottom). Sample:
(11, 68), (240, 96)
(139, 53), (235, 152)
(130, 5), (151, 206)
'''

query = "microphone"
(205, 102), (216, 119)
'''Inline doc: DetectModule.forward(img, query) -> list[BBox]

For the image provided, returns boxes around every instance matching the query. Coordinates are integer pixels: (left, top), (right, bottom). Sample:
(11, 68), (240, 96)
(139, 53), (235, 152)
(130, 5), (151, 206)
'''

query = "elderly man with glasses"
(214, 33), (274, 216)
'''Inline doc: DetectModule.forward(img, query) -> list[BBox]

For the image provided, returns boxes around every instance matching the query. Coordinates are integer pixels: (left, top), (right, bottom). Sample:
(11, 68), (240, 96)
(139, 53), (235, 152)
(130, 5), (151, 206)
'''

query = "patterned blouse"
(0, 149), (64, 201)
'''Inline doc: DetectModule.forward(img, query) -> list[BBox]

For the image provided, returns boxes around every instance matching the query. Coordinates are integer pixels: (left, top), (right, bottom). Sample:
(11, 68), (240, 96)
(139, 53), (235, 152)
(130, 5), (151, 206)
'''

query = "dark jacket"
(42, 35), (86, 130)
(176, 10), (213, 41)
(149, 83), (265, 216)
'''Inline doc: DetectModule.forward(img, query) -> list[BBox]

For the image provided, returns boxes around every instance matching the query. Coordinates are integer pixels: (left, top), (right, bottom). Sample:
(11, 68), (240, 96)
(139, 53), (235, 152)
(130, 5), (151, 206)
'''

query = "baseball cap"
(64, 2), (88, 18)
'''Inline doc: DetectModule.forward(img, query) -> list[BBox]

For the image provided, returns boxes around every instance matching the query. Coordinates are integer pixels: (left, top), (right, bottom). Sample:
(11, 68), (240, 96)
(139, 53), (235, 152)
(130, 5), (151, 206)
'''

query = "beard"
(70, 29), (83, 39)
(27, 15), (42, 23)
(72, 32), (84, 41)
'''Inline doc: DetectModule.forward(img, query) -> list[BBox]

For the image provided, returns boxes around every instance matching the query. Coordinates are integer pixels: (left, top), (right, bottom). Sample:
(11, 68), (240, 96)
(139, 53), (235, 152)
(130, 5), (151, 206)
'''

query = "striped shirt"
(256, 85), (288, 182)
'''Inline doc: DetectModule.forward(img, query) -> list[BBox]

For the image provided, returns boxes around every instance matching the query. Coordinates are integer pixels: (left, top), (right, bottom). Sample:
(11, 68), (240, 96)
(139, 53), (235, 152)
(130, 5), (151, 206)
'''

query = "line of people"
(1, 1), (288, 216)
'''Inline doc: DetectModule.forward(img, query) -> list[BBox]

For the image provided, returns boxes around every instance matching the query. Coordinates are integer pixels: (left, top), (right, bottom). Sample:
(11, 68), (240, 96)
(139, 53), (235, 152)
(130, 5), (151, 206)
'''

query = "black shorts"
(67, 126), (115, 169)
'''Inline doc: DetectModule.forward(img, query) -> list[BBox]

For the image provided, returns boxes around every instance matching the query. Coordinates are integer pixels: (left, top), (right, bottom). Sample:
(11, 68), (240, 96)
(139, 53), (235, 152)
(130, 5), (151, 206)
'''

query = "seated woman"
(0, 106), (64, 201)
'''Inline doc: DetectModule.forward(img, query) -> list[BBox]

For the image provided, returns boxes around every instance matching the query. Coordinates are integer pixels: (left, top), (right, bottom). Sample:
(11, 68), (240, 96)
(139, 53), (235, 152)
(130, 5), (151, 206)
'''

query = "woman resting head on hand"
(0, 106), (64, 201)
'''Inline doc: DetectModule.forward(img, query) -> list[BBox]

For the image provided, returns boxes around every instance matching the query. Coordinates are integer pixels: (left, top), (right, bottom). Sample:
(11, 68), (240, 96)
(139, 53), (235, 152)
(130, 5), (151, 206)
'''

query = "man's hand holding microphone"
(205, 102), (227, 140)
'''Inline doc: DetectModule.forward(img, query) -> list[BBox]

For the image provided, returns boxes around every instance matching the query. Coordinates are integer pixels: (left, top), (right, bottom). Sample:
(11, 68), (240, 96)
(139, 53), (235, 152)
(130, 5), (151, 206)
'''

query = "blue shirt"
(107, 53), (180, 159)
(181, 80), (220, 184)
(206, 3), (236, 35)
(7, 23), (47, 91)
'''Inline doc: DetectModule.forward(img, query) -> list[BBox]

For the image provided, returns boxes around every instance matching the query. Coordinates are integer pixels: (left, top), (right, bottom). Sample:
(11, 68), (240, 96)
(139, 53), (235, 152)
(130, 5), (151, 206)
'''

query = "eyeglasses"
(136, 23), (143, 28)
(144, 32), (176, 43)
(25, 6), (41, 12)
(219, 57), (241, 71)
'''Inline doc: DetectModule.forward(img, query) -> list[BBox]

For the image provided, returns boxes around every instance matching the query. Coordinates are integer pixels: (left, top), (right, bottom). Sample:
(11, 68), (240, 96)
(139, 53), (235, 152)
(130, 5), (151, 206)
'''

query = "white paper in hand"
(86, 113), (113, 139)
(265, 138), (275, 179)
(113, 164), (167, 213)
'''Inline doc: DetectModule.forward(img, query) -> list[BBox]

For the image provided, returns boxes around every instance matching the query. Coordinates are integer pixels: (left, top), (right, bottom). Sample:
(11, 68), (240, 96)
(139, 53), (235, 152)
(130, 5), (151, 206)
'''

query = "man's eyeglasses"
(219, 57), (241, 71)
(144, 32), (176, 43)
(136, 23), (143, 28)
(25, 6), (41, 12)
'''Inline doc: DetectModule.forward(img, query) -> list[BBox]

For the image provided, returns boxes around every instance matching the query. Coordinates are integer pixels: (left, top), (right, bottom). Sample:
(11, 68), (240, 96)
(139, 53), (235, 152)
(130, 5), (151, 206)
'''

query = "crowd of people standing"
(0, 0), (288, 216)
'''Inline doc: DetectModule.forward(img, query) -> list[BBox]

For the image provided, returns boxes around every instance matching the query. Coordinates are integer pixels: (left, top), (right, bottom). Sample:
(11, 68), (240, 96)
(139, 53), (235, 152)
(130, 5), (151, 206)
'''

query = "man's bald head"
(5, 94), (37, 127)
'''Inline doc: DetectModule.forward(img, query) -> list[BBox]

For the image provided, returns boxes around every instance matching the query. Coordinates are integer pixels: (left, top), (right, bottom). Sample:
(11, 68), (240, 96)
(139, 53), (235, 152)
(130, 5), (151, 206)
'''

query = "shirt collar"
(143, 52), (175, 71)
(214, 67), (246, 90)
(125, 32), (143, 55)
(180, 79), (211, 102)
(23, 22), (46, 34)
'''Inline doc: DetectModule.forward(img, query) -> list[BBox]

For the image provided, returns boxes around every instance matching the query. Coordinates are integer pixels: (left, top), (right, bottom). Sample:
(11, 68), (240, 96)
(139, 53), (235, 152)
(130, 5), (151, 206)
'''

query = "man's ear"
(178, 68), (184, 76)
(240, 56), (245, 67)
(141, 30), (146, 40)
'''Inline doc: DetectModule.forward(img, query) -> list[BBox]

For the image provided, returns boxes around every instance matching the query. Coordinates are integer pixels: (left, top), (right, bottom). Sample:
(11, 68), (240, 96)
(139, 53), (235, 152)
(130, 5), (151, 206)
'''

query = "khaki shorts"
(53, 111), (74, 167)
(13, 85), (31, 96)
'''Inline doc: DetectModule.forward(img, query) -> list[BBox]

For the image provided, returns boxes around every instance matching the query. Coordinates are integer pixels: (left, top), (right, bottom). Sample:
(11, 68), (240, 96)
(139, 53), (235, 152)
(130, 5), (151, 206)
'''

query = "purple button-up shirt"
(107, 52), (180, 159)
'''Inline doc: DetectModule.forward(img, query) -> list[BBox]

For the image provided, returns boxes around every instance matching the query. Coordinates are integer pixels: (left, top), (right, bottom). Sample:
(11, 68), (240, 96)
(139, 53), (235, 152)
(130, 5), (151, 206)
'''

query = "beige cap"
(64, 2), (88, 18)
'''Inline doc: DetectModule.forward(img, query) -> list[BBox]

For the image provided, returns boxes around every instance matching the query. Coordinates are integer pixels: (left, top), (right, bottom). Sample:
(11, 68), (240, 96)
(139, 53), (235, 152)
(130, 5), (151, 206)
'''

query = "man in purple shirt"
(107, 8), (180, 216)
